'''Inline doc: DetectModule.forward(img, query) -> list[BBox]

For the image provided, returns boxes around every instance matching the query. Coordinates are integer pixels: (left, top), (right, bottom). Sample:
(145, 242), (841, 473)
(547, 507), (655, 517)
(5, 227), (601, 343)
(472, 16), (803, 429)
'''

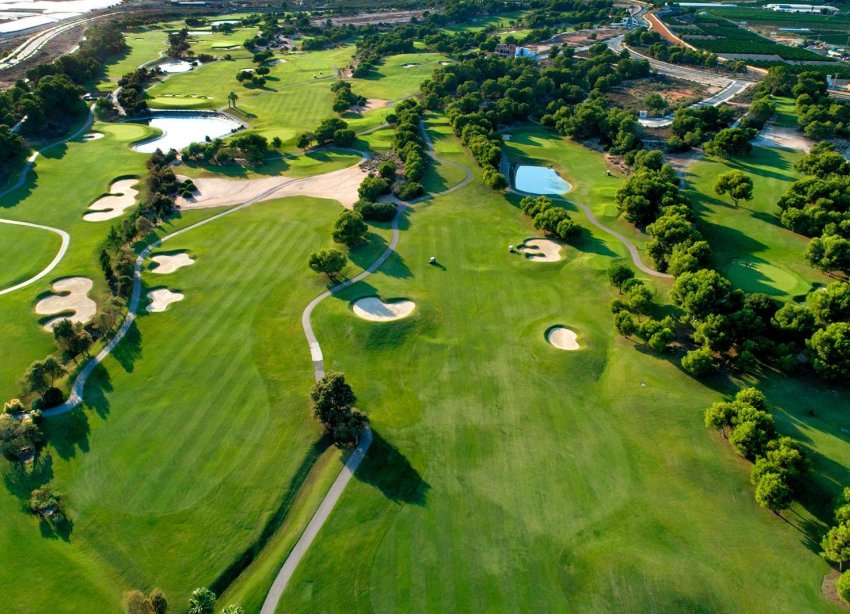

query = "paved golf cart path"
(260, 121), (472, 613)
(0, 107), (94, 296)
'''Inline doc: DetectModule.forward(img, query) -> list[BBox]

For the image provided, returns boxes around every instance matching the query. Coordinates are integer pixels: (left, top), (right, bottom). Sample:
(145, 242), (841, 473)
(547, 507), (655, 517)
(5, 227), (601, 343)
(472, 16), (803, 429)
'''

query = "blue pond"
(514, 165), (572, 195)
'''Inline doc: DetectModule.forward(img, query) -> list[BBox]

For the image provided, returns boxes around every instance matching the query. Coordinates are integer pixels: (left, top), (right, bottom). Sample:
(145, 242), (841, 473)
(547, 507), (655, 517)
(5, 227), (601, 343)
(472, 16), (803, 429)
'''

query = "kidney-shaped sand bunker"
(546, 326), (580, 350)
(352, 297), (415, 322)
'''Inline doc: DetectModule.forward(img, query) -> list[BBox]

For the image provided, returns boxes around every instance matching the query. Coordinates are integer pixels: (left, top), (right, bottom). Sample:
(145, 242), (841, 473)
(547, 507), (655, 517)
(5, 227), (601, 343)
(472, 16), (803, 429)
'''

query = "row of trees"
(184, 133), (272, 166)
(331, 80), (366, 114)
(387, 98), (427, 200)
(705, 388), (809, 513)
(117, 67), (161, 117)
(519, 196), (581, 242)
(625, 28), (719, 68)
(296, 117), (356, 150)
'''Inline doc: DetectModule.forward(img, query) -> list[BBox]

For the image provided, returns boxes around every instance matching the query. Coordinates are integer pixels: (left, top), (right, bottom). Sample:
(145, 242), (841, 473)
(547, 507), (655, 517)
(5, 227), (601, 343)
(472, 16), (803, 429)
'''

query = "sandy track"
(753, 124), (813, 153)
(177, 162), (368, 210)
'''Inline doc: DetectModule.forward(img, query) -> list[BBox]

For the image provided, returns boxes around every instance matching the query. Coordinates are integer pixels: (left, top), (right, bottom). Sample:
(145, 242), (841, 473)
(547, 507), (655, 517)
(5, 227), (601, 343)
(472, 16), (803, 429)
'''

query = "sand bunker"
(83, 178), (139, 222)
(150, 252), (195, 274)
(146, 288), (184, 312)
(546, 326), (580, 350)
(352, 297), (415, 322)
(177, 162), (367, 210)
(402, 63), (419, 68)
(35, 277), (96, 331)
(266, 59), (287, 65)
(352, 98), (389, 112)
(518, 239), (562, 262)
(82, 132), (104, 141)
(440, 61), (453, 66)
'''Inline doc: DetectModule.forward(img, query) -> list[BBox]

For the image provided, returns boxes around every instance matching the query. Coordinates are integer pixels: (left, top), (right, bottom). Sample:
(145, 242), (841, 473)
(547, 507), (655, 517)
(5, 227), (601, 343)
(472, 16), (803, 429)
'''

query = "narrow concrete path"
(260, 119), (470, 612)
(0, 220), (70, 296)
(0, 107), (94, 296)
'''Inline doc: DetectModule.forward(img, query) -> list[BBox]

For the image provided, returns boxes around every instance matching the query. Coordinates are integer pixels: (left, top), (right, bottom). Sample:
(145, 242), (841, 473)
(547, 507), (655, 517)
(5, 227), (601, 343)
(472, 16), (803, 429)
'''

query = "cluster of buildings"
(674, 2), (839, 11)
(494, 43), (538, 59)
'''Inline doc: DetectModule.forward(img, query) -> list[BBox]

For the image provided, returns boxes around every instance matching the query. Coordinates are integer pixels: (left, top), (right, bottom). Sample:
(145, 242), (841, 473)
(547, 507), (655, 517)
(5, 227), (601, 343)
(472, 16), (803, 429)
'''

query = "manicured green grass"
(684, 144), (829, 300)
(350, 53), (452, 100)
(0, 224), (62, 290)
(277, 120), (847, 614)
(105, 29), (169, 82)
(0, 195), (392, 611)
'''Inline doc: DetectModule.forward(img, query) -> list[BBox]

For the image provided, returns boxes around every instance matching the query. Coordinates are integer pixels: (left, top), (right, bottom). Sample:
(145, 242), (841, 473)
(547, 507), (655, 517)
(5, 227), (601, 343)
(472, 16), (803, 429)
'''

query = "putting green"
(724, 259), (801, 296)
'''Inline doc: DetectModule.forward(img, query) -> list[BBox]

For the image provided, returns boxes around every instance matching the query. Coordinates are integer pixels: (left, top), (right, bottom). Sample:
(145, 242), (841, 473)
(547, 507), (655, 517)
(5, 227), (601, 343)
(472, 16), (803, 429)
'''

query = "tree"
(805, 235), (850, 275)
(704, 127), (755, 158)
(271, 136), (282, 149)
(358, 176), (391, 201)
(221, 606), (244, 614)
(296, 132), (315, 151)
(705, 400), (736, 435)
(308, 249), (347, 281)
(310, 372), (368, 445)
(187, 588), (216, 614)
(122, 590), (151, 614)
(682, 345), (713, 377)
(149, 589), (168, 614)
(608, 263), (635, 292)
(52, 318), (93, 360)
(807, 281), (850, 326)
(754, 472), (791, 513)
(808, 322), (850, 380)
(332, 210), (367, 246)
(227, 91), (238, 108)
(670, 269), (734, 321)
(29, 484), (65, 523)
(823, 523), (850, 571)
(714, 171), (753, 207)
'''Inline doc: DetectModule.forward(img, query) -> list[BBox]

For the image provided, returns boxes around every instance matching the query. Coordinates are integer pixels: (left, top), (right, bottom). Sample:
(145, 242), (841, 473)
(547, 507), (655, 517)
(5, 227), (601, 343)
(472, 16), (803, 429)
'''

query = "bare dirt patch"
(352, 297), (415, 322)
(753, 123), (813, 153)
(351, 98), (389, 113)
(35, 276), (96, 331)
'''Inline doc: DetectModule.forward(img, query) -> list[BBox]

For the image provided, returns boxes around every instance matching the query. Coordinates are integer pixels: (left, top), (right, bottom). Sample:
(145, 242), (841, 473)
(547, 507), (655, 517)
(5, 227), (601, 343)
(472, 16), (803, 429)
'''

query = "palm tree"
(227, 91), (238, 109)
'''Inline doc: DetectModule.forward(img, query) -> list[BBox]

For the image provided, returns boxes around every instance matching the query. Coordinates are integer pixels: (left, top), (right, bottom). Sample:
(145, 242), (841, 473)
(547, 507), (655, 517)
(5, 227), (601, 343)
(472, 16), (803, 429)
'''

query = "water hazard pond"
(514, 165), (572, 195)
(132, 113), (241, 153)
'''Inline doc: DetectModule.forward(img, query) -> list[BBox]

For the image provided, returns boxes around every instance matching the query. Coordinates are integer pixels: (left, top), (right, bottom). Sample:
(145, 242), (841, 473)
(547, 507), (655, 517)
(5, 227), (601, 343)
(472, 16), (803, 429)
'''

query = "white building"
(764, 4), (840, 13)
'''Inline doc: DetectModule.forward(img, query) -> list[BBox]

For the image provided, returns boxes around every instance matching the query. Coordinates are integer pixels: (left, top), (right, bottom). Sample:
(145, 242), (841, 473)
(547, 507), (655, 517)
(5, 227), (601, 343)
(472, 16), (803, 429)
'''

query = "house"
(827, 75), (850, 90)
(494, 44), (538, 60)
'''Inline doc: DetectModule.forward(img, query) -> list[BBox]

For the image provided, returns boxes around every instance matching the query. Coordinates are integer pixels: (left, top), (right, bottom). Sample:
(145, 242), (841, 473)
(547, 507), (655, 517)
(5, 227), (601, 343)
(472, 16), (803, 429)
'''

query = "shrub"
(354, 199), (397, 222)
(332, 210), (368, 246)
(358, 176), (391, 201)
(682, 346), (713, 377)
(837, 571), (850, 604)
(394, 180), (423, 201)
(3, 399), (24, 414)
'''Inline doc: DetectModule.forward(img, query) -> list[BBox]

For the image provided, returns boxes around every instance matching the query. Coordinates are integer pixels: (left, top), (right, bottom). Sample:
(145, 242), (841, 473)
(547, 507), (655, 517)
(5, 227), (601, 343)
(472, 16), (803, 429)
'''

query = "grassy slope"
(0, 223), (62, 289)
(278, 123), (845, 613)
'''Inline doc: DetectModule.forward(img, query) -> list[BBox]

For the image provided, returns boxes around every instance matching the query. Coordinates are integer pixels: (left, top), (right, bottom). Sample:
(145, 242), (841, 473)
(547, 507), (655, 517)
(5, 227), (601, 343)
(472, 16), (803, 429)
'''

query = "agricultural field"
(2, 5), (850, 614)
(677, 14), (830, 60)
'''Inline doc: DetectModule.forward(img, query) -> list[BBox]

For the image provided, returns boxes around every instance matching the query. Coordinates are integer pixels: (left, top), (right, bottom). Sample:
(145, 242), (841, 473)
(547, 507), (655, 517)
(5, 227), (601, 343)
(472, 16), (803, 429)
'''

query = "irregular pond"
(132, 112), (241, 153)
(158, 59), (194, 73)
(514, 165), (572, 195)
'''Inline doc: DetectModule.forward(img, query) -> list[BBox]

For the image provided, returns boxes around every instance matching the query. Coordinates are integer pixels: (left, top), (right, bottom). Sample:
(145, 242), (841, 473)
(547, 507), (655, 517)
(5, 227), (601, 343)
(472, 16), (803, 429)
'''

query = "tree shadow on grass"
(44, 408), (91, 460)
(348, 231), (413, 279)
(355, 431), (429, 506)
(111, 321), (142, 374)
(209, 436), (331, 596)
(39, 514), (73, 542)
(3, 453), (53, 500)
(81, 365), (113, 420)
